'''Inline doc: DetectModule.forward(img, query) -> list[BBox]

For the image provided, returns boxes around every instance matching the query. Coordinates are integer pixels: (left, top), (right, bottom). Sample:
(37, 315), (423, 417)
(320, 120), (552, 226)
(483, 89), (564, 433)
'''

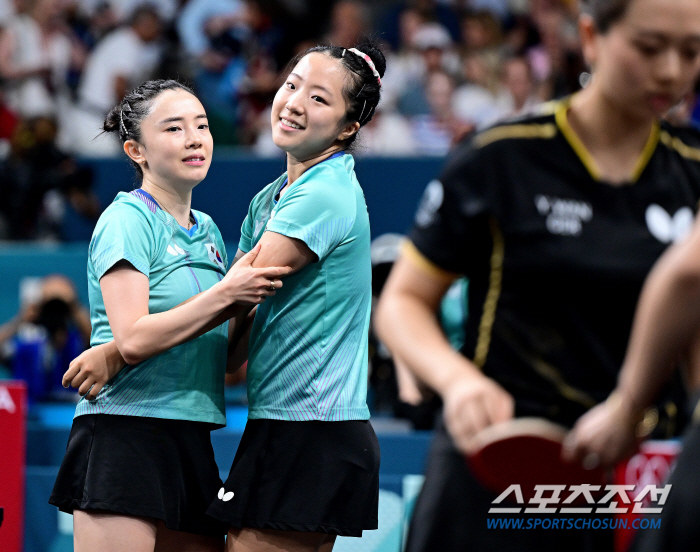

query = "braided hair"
(103, 79), (195, 177)
(293, 39), (386, 150)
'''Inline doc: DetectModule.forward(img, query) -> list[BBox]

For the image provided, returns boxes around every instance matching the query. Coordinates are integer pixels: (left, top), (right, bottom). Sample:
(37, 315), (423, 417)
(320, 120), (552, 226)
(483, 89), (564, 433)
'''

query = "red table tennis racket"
(466, 417), (607, 503)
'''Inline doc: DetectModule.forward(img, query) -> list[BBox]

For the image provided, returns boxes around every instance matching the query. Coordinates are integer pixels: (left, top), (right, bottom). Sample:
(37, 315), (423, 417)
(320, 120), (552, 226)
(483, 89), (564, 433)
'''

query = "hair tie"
(347, 48), (381, 87)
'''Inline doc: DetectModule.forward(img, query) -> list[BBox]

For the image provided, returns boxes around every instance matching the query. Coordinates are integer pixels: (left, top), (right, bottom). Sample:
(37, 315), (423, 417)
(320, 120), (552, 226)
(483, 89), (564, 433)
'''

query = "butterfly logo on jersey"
(205, 243), (226, 271)
(645, 205), (693, 244)
(167, 244), (185, 256)
(217, 487), (234, 501)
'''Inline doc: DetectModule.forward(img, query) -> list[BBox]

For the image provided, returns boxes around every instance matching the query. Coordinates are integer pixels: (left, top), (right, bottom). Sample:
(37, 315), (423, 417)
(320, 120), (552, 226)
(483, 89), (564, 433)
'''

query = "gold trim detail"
(630, 123), (661, 181)
(474, 123), (557, 149)
(473, 218), (504, 368)
(555, 98), (660, 183)
(401, 240), (458, 283)
(659, 131), (700, 162)
(555, 99), (601, 181)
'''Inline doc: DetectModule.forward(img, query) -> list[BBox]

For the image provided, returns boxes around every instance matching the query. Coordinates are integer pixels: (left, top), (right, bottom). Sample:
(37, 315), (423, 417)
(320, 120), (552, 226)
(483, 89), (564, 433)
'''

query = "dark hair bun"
(356, 41), (387, 79)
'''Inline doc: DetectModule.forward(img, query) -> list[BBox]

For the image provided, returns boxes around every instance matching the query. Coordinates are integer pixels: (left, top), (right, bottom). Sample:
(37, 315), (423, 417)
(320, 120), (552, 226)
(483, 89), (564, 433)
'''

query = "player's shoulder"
(99, 191), (155, 225)
(658, 121), (700, 164)
(471, 102), (559, 150)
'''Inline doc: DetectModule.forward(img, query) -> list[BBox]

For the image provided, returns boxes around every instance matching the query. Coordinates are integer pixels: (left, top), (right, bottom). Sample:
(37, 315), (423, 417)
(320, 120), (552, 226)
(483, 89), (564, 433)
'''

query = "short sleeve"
(238, 213), (254, 253)
(89, 203), (154, 280)
(409, 140), (495, 276)
(267, 179), (355, 261)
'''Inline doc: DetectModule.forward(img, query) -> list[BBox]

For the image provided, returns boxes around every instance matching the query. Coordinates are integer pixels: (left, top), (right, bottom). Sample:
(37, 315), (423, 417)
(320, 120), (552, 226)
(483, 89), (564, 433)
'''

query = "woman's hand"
(62, 341), (126, 400)
(562, 392), (644, 468)
(442, 371), (515, 454)
(220, 243), (292, 305)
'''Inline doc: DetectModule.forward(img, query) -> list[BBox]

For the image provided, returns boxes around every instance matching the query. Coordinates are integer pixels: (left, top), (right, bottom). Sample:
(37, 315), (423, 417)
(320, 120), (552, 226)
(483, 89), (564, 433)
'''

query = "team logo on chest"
(535, 195), (592, 236)
(205, 243), (226, 271)
(645, 205), (693, 244)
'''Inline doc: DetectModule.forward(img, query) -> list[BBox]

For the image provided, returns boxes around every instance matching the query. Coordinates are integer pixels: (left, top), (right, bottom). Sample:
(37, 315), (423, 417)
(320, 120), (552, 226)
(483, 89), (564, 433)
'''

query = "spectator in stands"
(0, 0), (81, 120)
(460, 9), (503, 53)
(0, 274), (90, 402)
(453, 49), (504, 129)
(411, 70), (473, 156)
(496, 55), (541, 117)
(398, 22), (458, 117)
(0, 116), (99, 240)
(322, 0), (370, 49)
(357, 102), (416, 156)
(67, 4), (162, 156)
(177, 0), (251, 144)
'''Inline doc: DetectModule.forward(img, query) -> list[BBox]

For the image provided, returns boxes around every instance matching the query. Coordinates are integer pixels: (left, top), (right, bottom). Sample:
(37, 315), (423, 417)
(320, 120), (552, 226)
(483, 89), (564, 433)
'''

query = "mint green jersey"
(240, 153), (372, 421)
(75, 190), (229, 426)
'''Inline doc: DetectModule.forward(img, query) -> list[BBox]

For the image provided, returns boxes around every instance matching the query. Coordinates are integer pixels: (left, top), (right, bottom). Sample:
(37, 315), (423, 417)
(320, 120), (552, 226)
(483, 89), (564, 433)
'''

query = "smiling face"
(125, 89), (213, 189)
(582, 0), (700, 119)
(270, 52), (359, 161)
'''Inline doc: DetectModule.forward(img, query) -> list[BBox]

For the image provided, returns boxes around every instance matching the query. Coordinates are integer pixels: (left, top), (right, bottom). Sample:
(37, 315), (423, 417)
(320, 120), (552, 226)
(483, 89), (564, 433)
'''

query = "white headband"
(343, 48), (382, 87)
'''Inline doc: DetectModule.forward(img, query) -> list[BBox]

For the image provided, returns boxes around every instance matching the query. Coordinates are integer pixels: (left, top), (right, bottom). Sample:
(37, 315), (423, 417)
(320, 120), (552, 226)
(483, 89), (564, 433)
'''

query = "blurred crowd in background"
(1, 0), (699, 241)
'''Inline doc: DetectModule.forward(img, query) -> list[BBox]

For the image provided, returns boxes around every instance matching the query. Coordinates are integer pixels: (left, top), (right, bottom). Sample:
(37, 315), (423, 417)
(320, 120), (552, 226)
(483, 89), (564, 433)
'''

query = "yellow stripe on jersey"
(556, 97), (660, 183)
(659, 131), (700, 162)
(474, 123), (557, 149)
(631, 123), (661, 182)
(401, 240), (459, 283)
(473, 217), (504, 368)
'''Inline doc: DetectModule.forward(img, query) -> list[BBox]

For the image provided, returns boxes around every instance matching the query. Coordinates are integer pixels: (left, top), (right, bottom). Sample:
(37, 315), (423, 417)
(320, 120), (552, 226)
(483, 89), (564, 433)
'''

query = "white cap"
(412, 23), (453, 51)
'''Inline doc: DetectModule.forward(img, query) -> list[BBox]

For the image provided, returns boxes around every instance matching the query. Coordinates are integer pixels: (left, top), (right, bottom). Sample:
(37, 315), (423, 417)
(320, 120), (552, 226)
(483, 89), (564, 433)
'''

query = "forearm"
(227, 310), (254, 374)
(0, 316), (21, 346)
(376, 289), (481, 397)
(116, 281), (234, 364)
(617, 243), (700, 408)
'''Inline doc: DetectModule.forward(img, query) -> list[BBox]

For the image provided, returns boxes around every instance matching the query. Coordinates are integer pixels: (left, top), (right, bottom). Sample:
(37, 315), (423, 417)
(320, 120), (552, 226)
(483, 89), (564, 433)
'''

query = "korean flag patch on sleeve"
(205, 243), (226, 272)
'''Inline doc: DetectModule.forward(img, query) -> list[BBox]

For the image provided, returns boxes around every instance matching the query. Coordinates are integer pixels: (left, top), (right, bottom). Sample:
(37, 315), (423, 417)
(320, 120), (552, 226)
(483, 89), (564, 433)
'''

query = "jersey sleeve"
(409, 140), (496, 276)
(238, 213), (254, 254)
(89, 203), (154, 280)
(266, 178), (355, 261)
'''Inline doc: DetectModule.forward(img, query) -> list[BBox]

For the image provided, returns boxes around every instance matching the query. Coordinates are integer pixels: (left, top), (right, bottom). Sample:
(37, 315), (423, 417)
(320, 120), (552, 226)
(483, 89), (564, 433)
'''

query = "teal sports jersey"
(239, 153), (372, 421)
(75, 190), (229, 426)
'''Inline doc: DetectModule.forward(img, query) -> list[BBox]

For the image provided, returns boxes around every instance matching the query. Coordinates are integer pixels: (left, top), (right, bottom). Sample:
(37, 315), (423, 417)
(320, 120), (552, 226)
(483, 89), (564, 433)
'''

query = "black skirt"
(49, 414), (226, 537)
(207, 419), (380, 537)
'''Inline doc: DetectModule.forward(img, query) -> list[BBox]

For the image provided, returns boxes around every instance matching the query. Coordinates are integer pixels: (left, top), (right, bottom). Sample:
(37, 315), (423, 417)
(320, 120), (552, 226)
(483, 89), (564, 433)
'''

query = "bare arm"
(564, 216), (700, 466)
(63, 244), (290, 397)
(375, 244), (514, 453)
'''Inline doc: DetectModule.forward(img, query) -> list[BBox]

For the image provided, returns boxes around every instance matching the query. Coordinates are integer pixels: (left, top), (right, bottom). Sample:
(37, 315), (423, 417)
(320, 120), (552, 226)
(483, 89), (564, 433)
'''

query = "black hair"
(103, 79), (195, 177)
(580, 0), (633, 33)
(293, 39), (386, 150)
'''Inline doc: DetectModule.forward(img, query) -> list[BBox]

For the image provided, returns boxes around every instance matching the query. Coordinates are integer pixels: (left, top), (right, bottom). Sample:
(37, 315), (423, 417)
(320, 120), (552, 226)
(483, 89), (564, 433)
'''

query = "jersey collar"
(554, 97), (660, 183)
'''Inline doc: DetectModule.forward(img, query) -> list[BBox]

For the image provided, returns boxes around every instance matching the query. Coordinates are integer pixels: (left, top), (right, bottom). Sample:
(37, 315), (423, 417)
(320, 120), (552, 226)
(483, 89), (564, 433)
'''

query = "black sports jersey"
(409, 98), (700, 427)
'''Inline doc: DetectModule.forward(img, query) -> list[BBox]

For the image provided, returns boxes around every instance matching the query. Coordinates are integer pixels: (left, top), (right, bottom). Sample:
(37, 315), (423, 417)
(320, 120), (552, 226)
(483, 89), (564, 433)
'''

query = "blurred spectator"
(460, 9), (503, 52)
(0, 274), (90, 402)
(378, 0), (460, 52)
(380, 6), (426, 111)
(357, 104), (416, 156)
(411, 70), (473, 156)
(69, 1), (118, 53)
(0, 0), (82, 120)
(496, 55), (540, 117)
(0, 116), (99, 239)
(397, 22), (459, 117)
(322, 0), (369, 49)
(452, 49), (503, 129)
(177, 0), (250, 144)
(66, 4), (163, 156)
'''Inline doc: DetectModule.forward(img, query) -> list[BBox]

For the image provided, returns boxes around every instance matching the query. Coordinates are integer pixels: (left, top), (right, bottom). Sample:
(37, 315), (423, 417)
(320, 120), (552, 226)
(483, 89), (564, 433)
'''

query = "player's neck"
(285, 146), (343, 186)
(140, 177), (193, 227)
(567, 89), (656, 184)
